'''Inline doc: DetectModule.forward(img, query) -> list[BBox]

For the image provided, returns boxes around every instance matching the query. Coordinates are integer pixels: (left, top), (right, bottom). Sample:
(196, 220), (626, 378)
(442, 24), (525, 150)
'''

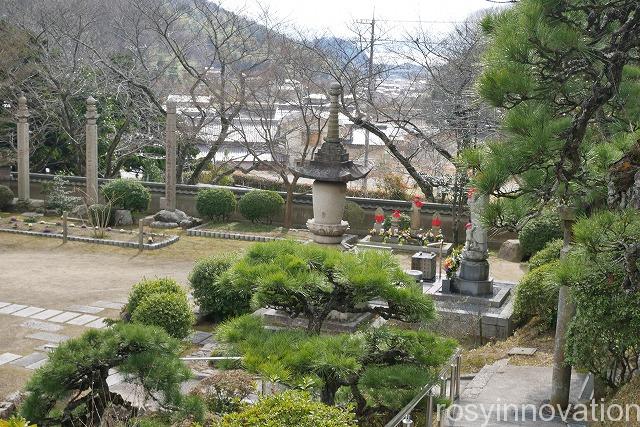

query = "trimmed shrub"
(102, 179), (151, 212)
(189, 255), (251, 321)
(219, 391), (357, 427)
(518, 211), (562, 257)
(196, 188), (236, 221)
(0, 185), (14, 210)
(238, 190), (284, 223)
(128, 278), (184, 314)
(44, 175), (81, 214)
(512, 261), (560, 328)
(131, 292), (194, 339)
(529, 239), (563, 270)
(343, 201), (366, 229)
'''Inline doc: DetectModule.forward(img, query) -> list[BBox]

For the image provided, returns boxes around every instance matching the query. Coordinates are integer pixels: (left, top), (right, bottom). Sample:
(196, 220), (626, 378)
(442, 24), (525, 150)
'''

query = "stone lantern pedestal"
(293, 83), (369, 244)
(307, 181), (349, 243)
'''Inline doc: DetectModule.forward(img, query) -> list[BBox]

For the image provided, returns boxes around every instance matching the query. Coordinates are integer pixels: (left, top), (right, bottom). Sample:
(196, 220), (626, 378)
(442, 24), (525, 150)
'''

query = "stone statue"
(452, 187), (493, 296)
(463, 222), (488, 261)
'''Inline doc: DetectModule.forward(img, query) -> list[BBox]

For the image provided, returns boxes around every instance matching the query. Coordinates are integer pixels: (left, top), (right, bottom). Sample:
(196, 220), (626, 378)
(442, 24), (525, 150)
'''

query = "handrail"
(384, 349), (462, 427)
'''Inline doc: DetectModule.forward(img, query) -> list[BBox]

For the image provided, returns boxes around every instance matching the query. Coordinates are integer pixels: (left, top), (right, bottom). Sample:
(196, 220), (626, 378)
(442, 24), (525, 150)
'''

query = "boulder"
(153, 209), (188, 224)
(71, 204), (88, 218)
(498, 239), (523, 262)
(179, 219), (193, 229)
(150, 221), (178, 229)
(113, 209), (133, 226)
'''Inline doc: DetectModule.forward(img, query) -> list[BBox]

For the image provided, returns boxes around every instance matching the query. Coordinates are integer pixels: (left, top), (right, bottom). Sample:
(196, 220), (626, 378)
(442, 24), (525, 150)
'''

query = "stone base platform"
(424, 278), (516, 340)
(254, 308), (373, 333)
(356, 235), (453, 255)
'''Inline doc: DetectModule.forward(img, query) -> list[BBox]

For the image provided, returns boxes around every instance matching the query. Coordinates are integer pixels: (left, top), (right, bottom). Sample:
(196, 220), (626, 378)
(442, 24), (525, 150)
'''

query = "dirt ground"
(0, 232), (252, 397)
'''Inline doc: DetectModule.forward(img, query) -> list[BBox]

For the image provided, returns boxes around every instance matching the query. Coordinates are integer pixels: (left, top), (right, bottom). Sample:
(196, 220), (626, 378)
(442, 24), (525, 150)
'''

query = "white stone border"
(0, 227), (179, 250)
(186, 225), (284, 242)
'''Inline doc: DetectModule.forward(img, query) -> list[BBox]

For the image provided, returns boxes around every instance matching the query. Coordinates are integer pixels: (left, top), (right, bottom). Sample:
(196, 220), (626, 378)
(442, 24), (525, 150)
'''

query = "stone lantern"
(292, 83), (370, 243)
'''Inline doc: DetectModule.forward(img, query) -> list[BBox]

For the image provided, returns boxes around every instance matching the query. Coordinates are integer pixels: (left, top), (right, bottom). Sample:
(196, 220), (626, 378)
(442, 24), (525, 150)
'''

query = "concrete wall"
(2, 172), (517, 245)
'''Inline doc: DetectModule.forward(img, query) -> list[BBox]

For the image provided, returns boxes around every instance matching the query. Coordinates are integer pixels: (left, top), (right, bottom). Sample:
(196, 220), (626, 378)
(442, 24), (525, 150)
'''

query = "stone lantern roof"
(292, 82), (370, 183)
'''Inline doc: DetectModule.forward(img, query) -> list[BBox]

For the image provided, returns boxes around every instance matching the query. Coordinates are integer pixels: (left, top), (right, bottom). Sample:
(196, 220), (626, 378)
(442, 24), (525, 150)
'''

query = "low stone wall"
(2, 173), (517, 246)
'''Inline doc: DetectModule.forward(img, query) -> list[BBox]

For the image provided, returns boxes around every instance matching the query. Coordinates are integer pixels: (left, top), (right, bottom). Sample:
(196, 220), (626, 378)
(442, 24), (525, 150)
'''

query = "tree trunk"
(320, 381), (339, 406)
(306, 316), (324, 335)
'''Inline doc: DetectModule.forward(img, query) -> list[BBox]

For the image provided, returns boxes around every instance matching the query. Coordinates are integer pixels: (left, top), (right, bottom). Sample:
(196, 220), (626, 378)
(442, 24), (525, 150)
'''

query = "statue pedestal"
(453, 258), (493, 296)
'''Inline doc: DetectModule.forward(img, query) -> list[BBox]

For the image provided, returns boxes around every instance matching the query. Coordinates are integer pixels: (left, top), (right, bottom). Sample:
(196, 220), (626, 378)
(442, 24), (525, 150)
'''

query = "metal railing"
(384, 349), (462, 427)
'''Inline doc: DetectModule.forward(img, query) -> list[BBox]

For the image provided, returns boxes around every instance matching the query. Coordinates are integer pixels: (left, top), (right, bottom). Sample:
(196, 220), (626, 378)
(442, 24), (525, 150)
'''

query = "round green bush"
(102, 179), (151, 212)
(131, 292), (194, 339)
(344, 201), (365, 229)
(196, 188), (237, 220)
(529, 239), (563, 270)
(518, 212), (562, 257)
(513, 261), (560, 328)
(128, 277), (184, 314)
(238, 190), (284, 223)
(189, 255), (252, 321)
(0, 185), (14, 210)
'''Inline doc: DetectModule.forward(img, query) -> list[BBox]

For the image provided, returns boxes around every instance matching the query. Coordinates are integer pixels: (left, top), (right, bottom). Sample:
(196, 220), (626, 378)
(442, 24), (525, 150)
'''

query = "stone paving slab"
(0, 304), (28, 315)
(66, 305), (104, 314)
(26, 358), (49, 370)
(20, 320), (63, 332)
(0, 302), (10, 309)
(11, 306), (46, 317)
(66, 314), (99, 326)
(0, 353), (22, 366)
(48, 311), (81, 323)
(93, 301), (125, 310)
(25, 332), (69, 343)
(86, 318), (108, 329)
(10, 352), (47, 368)
(30, 309), (63, 320)
(34, 343), (60, 353)
(189, 331), (213, 345)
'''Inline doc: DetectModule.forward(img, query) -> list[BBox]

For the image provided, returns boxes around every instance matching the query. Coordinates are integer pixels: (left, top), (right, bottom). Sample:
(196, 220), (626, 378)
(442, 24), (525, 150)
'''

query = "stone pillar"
(164, 100), (177, 211)
(550, 205), (577, 409)
(85, 96), (99, 205)
(411, 203), (421, 230)
(16, 94), (30, 202)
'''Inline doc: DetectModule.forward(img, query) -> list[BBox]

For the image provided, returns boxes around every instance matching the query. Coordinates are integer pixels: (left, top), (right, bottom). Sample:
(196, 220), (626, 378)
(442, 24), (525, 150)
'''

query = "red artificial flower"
(392, 209), (401, 219)
(466, 187), (477, 199)
(374, 213), (385, 223)
(413, 196), (425, 208)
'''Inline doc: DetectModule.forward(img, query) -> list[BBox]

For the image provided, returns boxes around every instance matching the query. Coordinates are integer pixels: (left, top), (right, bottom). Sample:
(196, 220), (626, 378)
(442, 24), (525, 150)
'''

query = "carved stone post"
(85, 97), (99, 205)
(164, 100), (177, 211)
(17, 94), (30, 202)
(550, 205), (577, 409)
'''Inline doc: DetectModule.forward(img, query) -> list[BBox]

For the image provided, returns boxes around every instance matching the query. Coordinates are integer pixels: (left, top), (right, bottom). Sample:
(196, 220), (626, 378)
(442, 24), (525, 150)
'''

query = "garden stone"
(154, 208), (188, 224)
(150, 221), (178, 229)
(179, 219), (193, 229)
(113, 209), (133, 226)
(22, 212), (42, 219)
(71, 205), (88, 217)
(45, 209), (58, 217)
(498, 239), (523, 262)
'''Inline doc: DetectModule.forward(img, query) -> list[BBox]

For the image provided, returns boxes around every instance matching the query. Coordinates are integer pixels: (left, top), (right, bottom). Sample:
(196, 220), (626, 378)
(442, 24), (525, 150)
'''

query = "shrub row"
(196, 188), (285, 223)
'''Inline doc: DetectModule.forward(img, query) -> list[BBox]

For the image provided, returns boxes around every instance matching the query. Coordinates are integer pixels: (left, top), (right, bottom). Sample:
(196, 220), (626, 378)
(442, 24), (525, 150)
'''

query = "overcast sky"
(216, 0), (504, 37)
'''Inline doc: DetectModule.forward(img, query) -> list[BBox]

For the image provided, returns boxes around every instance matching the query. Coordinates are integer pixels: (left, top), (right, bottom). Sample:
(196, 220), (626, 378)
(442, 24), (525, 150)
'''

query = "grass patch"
(461, 317), (555, 374)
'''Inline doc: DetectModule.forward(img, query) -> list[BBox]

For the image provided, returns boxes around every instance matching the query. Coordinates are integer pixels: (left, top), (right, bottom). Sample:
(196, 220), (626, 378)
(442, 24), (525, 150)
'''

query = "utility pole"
(361, 15), (375, 195)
